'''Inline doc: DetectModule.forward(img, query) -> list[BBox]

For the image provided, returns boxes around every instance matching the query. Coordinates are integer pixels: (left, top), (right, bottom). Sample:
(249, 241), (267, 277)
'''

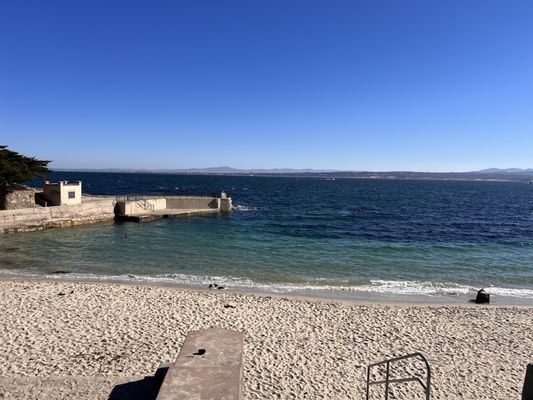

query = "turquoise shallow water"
(1, 172), (532, 303)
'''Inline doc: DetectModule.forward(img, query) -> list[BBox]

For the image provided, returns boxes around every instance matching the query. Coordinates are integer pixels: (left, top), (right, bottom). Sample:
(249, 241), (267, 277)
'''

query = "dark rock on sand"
(475, 288), (490, 304)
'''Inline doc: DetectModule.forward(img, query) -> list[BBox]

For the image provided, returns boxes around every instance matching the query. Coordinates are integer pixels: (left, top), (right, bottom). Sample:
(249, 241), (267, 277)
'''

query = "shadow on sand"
(108, 366), (168, 400)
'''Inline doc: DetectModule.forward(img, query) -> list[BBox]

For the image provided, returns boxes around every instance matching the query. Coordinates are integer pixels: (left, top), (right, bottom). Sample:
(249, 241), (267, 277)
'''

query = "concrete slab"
(115, 208), (219, 222)
(156, 327), (244, 400)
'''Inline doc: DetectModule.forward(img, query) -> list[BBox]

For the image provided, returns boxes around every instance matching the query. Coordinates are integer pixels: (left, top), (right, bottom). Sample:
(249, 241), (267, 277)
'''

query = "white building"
(43, 181), (82, 206)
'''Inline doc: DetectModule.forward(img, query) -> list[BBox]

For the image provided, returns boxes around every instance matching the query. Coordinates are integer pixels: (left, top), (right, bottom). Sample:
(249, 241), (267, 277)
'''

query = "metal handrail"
(116, 194), (167, 202)
(115, 193), (227, 202)
(366, 352), (431, 400)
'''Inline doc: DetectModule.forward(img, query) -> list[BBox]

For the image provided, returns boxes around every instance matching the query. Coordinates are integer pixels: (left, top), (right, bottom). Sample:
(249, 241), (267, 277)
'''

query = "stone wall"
(1, 195), (232, 234)
(115, 198), (167, 215)
(220, 197), (233, 212)
(0, 199), (116, 234)
(115, 196), (220, 214)
(165, 196), (219, 210)
(0, 188), (39, 210)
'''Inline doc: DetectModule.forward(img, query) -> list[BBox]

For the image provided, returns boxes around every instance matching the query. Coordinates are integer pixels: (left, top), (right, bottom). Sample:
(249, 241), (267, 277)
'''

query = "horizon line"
(48, 166), (533, 174)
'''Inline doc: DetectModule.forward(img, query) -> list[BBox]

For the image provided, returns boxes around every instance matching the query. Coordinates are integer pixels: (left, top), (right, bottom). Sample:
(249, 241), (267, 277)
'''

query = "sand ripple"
(0, 280), (531, 399)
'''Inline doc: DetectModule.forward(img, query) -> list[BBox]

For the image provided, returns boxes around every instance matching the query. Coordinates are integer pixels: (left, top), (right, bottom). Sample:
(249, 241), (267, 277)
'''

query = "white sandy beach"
(0, 279), (531, 399)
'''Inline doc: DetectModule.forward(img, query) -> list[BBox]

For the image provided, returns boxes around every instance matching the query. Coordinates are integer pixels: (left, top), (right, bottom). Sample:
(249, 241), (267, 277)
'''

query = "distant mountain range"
(155, 166), (340, 174)
(52, 167), (533, 182)
(54, 166), (340, 174)
(476, 168), (533, 174)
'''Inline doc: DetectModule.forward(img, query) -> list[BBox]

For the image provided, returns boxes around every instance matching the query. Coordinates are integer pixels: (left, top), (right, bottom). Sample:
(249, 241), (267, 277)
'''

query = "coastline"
(3, 175), (532, 310)
(0, 274), (487, 307)
(1, 278), (532, 399)
(1, 271), (532, 306)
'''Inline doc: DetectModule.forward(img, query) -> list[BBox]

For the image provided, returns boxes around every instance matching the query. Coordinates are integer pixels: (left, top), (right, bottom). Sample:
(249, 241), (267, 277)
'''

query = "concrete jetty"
(0, 192), (232, 233)
(114, 195), (232, 223)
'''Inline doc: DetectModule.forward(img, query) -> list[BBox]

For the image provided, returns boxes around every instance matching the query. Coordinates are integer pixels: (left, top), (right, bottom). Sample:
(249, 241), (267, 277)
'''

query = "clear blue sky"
(1, 1), (532, 171)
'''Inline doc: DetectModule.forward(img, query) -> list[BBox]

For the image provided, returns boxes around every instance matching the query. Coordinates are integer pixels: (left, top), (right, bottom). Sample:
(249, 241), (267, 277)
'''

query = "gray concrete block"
(156, 327), (244, 400)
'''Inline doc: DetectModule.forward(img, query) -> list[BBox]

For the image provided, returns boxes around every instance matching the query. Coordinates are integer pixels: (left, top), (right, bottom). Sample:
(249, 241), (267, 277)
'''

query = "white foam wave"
(483, 286), (533, 297)
(1, 269), (532, 299)
(353, 280), (533, 298)
(357, 280), (473, 295)
(233, 204), (258, 211)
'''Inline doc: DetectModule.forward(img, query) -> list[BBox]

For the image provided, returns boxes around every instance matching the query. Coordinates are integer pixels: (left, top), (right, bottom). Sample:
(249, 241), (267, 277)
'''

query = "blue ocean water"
(1, 172), (532, 302)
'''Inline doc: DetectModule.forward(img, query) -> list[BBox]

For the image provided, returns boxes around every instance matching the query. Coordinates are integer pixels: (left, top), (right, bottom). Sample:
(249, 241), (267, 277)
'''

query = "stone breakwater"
(0, 195), (232, 234)
(0, 187), (40, 210)
(0, 199), (116, 233)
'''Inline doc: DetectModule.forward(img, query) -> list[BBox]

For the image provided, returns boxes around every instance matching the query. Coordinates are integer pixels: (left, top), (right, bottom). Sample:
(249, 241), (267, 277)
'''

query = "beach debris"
(192, 348), (206, 356)
(58, 292), (65, 296)
(208, 283), (225, 290)
(475, 288), (490, 304)
(224, 304), (235, 309)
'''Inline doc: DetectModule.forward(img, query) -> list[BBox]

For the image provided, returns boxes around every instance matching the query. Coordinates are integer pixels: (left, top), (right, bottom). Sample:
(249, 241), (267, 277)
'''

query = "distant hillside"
(476, 168), (533, 174)
(53, 166), (339, 174)
(306, 170), (533, 182)
(52, 167), (533, 182)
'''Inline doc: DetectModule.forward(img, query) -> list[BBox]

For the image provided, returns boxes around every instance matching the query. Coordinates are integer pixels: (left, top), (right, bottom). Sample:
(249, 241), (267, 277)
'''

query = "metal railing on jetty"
(366, 352), (431, 400)
(136, 199), (155, 212)
(115, 193), (230, 202)
(81, 194), (114, 198)
(115, 194), (166, 202)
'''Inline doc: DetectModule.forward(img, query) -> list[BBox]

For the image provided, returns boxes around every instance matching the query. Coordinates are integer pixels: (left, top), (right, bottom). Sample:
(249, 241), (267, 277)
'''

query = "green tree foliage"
(0, 146), (50, 188)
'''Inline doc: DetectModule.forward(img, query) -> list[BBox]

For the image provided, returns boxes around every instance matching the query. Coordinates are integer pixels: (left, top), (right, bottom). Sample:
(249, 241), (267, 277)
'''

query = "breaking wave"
(2, 269), (532, 300)
(233, 204), (258, 211)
